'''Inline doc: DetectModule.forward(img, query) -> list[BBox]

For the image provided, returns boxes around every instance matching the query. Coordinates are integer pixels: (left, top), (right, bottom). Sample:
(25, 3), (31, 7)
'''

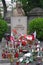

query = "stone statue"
(13, 2), (25, 16)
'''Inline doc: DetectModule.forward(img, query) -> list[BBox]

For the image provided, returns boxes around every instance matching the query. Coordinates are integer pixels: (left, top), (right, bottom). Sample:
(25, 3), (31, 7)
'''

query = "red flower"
(14, 52), (19, 58)
(22, 40), (27, 46)
(12, 29), (17, 34)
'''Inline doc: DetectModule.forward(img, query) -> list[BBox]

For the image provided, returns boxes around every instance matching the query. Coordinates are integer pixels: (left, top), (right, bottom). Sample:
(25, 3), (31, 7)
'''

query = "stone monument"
(28, 7), (43, 21)
(11, 2), (27, 34)
(11, 17), (27, 34)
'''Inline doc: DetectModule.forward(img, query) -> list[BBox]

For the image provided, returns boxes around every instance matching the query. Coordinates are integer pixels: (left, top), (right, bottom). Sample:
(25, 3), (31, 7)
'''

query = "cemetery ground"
(0, 39), (43, 65)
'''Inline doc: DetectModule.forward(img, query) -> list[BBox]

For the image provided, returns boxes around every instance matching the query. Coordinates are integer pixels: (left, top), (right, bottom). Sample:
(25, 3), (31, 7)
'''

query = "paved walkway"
(0, 39), (10, 64)
(0, 63), (10, 65)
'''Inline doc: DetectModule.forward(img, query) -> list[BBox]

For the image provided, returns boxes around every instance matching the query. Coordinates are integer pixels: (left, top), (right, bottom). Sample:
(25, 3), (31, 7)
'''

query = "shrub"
(0, 19), (8, 40)
(28, 17), (43, 40)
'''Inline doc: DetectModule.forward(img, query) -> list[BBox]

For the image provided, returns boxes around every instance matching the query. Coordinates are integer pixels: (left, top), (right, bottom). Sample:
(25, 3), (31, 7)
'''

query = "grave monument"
(11, 1), (27, 34)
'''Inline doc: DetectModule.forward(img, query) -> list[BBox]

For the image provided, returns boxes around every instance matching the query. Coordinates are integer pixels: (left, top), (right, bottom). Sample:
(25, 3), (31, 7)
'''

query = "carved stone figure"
(13, 2), (25, 16)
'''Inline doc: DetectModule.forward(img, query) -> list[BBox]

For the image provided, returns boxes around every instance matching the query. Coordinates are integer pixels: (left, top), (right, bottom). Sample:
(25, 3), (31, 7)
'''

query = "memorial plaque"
(11, 17), (27, 34)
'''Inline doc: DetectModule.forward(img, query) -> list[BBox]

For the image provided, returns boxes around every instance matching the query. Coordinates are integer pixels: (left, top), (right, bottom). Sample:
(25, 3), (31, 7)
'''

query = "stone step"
(0, 59), (10, 63)
(0, 63), (10, 65)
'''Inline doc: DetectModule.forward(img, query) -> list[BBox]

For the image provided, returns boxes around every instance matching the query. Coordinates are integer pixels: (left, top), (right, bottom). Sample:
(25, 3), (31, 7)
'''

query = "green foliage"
(0, 19), (8, 39)
(40, 0), (43, 8)
(0, 9), (2, 19)
(28, 17), (43, 40)
(18, 0), (43, 16)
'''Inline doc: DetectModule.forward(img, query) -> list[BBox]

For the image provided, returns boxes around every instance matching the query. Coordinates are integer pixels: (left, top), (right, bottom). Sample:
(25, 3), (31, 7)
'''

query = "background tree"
(40, 0), (43, 8)
(2, 0), (7, 19)
(18, 0), (43, 16)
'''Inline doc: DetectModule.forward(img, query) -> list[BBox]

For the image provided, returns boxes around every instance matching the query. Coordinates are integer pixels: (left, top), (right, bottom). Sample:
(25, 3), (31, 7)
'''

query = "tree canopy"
(18, 0), (43, 16)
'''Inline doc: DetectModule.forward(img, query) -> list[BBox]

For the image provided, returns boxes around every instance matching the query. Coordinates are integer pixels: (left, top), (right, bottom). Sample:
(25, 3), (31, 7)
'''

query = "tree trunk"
(2, 0), (7, 19)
